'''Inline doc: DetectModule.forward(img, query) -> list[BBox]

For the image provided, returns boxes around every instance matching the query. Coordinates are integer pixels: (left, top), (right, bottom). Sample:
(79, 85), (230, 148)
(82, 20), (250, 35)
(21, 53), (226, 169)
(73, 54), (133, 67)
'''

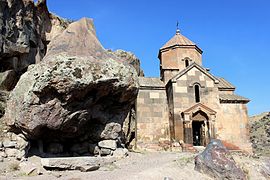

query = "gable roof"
(170, 62), (219, 83)
(138, 77), (165, 90)
(217, 77), (235, 90)
(183, 103), (217, 115)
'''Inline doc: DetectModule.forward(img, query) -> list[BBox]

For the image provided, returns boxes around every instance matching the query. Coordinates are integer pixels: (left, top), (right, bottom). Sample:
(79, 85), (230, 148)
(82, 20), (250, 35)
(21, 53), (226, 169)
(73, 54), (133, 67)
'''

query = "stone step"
(41, 156), (117, 172)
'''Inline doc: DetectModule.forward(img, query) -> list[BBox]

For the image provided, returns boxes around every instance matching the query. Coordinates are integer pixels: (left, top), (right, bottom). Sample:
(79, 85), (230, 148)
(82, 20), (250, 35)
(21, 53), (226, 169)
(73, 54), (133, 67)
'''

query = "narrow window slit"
(195, 85), (200, 102)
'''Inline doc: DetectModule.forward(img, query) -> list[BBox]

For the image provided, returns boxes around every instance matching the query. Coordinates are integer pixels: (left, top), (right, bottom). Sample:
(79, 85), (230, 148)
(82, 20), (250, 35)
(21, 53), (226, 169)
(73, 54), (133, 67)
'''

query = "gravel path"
(23, 151), (211, 180)
(0, 151), (268, 180)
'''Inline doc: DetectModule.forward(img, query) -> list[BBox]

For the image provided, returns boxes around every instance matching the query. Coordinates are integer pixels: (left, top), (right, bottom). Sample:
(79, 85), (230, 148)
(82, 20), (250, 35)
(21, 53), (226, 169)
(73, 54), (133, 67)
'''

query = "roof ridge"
(217, 77), (236, 89)
(170, 62), (219, 83)
(160, 33), (196, 50)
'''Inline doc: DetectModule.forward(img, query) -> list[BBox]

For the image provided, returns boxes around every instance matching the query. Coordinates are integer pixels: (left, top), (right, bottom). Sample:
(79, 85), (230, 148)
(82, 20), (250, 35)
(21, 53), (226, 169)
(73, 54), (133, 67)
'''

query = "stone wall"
(169, 66), (220, 141)
(161, 48), (202, 69)
(137, 65), (252, 153)
(216, 103), (252, 152)
(136, 88), (170, 150)
(160, 47), (202, 83)
(162, 69), (179, 84)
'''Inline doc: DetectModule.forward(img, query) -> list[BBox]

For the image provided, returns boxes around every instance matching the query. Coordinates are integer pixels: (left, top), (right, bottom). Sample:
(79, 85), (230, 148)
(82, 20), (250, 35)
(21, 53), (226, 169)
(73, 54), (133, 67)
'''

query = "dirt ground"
(0, 151), (269, 180)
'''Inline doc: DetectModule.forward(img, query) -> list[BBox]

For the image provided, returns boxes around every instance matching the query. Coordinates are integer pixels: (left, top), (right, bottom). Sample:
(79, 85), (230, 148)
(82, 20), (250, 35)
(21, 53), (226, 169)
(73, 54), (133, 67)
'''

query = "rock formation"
(0, 0), (72, 160)
(107, 50), (144, 148)
(0, 0), (141, 159)
(195, 139), (246, 180)
(0, 0), (70, 73)
(108, 49), (144, 77)
(4, 17), (139, 156)
(250, 112), (270, 156)
(0, 0), (70, 119)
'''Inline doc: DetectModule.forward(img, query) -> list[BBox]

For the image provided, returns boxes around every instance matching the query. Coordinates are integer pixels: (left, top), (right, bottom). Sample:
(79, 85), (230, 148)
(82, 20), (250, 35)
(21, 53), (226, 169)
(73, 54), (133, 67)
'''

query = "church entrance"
(191, 110), (209, 146)
(192, 121), (205, 146)
(182, 104), (216, 147)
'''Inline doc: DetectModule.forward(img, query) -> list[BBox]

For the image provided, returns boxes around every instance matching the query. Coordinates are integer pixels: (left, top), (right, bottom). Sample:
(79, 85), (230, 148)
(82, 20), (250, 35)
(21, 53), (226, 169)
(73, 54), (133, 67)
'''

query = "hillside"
(249, 112), (270, 156)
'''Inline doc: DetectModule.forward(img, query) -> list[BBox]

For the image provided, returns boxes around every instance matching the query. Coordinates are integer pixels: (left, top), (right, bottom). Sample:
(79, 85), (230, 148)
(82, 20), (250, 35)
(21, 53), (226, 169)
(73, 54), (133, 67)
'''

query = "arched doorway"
(182, 103), (216, 147)
(191, 110), (209, 146)
(192, 121), (204, 146)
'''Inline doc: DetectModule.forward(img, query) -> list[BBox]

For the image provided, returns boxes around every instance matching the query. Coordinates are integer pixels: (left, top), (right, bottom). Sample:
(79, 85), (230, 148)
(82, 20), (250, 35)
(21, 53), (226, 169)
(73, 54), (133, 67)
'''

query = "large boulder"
(0, 0), (70, 126)
(108, 49), (144, 77)
(195, 139), (246, 180)
(4, 17), (139, 151)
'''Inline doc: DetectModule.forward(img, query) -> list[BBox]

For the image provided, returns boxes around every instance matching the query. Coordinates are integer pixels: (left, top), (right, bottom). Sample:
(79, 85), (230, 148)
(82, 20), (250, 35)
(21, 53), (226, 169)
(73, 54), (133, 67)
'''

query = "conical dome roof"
(159, 30), (202, 53)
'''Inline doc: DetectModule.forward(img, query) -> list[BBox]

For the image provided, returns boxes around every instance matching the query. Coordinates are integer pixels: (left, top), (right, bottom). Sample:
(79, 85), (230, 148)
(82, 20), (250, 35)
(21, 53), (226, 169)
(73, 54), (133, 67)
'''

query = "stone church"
(135, 28), (252, 152)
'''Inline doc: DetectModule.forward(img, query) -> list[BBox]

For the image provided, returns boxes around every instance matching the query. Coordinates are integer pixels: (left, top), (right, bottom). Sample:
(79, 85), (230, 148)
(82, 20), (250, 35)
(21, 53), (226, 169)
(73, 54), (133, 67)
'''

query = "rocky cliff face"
(0, 0), (70, 119)
(0, 0), (70, 72)
(4, 17), (139, 156)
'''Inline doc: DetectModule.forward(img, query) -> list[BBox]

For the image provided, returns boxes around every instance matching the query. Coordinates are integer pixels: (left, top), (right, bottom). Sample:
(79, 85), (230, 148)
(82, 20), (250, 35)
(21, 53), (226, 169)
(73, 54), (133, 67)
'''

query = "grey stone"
(89, 144), (99, 155)
(100, 123), (122, 140)
(0, 151), (7, 158)
(98, 140), (117, 150)
(41, 157), (102, 172)
(0, 141), (2, 148)
(195, 139), (246, 180)
(15, 134), (29, 150)
(5, 148), (19, 157)
(5, 132), (18, 141)
(112, 148), (128, 158)
(16, 150), (27, 160)
(3, 141), (17, 148)
(100, 148), (112, 156)
(19, 161), (44, 176)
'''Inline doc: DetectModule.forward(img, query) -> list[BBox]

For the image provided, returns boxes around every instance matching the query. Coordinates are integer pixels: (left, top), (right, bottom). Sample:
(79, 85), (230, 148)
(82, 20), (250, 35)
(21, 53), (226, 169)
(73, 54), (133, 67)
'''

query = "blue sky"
(47, 0), (270, 116)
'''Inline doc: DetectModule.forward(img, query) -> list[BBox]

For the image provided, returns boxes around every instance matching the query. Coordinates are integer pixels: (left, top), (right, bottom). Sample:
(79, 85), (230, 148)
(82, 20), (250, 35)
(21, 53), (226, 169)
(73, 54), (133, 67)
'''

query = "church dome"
(159, 29), (202, 54)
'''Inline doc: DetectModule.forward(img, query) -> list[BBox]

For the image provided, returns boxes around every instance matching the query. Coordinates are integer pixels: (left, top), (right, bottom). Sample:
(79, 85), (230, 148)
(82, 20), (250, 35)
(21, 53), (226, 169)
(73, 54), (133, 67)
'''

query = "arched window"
(194, 85), (200, 102)
(185, 59), (189, 67)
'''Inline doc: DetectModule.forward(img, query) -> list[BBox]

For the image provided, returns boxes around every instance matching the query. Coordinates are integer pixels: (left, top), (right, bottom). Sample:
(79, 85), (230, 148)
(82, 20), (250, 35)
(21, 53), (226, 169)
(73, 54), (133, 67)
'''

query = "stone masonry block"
(175, 86), (187, 93)
(150, 92), (160, 99)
